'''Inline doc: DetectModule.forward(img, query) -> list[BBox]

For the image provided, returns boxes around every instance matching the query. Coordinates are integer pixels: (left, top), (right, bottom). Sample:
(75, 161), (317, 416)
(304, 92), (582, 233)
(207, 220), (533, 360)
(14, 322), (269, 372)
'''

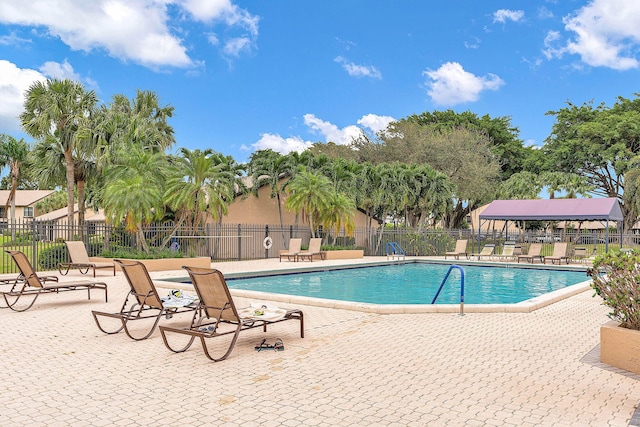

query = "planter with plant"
(589, 250), (640, 375)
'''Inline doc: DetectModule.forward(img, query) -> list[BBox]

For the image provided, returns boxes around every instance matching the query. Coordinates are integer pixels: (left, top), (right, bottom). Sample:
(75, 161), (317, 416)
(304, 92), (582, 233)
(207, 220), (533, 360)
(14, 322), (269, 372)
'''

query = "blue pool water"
(225, 263), (588, 305)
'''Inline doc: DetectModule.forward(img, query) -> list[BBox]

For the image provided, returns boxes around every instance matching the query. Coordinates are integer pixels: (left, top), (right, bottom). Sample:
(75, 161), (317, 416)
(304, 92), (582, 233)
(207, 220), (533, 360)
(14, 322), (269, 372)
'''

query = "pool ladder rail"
(386, 242), (406, 261)
(431, 264), (465, 316)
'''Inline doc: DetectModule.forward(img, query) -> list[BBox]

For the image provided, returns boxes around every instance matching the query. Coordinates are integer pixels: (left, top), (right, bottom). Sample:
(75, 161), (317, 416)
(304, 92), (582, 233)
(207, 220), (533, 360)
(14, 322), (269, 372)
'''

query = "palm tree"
(248, 150), (292, 245)
(285, 168), (334, 238)
(20, 78), (98, 232)
(0, 134), (29, 222)
(29, 135), (98, 237)
(94, 90), (175, 164)
(322, 191), (356, 245)
(103, 146), (167, 252)
(165, 148), (246, 230)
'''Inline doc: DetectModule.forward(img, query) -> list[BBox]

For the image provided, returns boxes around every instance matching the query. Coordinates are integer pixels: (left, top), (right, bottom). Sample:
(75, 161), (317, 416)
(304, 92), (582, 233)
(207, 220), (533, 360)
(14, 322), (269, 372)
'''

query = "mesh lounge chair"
(1, 250), (107, 312)
(279, 238), (302, 262)
(58, 241), (116, 277)
(445, 239), (469, 260)
(543, 242), (569, 265)
(494, 242), (516, 261)
(297, 238), (325, 262)
(517, 243), (543, 263)
(472, 244), (495, 260)
(92, 259), (198, 341)
(160, 266), (304, 362)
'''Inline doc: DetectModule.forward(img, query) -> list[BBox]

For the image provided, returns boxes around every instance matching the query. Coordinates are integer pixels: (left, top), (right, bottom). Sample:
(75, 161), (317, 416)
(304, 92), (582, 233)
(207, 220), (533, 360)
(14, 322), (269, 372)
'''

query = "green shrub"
(99, 247), (183, 260)
(38, 244), (68, 270)
(590, 250), (640, 330)
(319, 245), (364, 251)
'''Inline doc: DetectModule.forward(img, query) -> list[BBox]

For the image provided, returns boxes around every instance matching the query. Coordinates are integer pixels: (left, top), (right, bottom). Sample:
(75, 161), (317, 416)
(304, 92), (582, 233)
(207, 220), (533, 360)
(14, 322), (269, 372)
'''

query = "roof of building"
(479, 198), (624, 222)
(0, 190), (55, 206)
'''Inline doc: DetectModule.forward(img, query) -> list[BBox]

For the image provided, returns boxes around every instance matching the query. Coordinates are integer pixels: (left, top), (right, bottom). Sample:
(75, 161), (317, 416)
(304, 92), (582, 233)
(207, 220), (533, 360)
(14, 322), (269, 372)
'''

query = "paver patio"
(1, 257), (638, 426)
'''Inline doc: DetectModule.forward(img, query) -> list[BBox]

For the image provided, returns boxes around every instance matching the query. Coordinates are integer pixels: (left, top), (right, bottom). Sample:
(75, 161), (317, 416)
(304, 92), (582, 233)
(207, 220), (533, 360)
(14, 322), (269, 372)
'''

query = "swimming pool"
(222, 263), (587, 305)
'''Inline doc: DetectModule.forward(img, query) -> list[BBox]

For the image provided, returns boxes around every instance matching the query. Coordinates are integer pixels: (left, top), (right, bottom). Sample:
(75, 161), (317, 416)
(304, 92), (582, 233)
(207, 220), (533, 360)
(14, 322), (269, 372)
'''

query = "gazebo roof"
(479, 198), (624, 222)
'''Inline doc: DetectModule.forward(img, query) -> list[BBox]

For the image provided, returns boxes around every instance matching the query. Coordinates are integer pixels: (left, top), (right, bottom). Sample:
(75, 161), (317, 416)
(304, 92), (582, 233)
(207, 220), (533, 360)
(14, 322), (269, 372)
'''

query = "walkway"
(0, 257), (638, 426)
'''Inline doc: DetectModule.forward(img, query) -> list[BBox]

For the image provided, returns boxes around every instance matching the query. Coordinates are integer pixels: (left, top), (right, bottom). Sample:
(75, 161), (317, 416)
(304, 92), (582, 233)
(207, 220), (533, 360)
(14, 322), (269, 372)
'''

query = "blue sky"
(1, 0), (640, 164)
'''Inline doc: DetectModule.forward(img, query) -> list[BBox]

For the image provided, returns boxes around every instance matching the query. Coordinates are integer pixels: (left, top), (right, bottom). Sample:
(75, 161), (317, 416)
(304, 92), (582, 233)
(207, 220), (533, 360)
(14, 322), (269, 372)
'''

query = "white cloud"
(559, 0), (640, 70)
(303, 114), (364, 145)
(247, 134), (313, 154)
(0, 60), (47, 132)
(0, 0), (259, 69)
(538, 6), (554, 19)
(542, 30), (563, 60)
(424, 62), (504, 106)
(357, 114), (395, 133)
(245, 113), (395, 155)
(0, 31), (30, 46)
(493, 9), (525, 23)
(182, 0), (259, 37)
(464, 37), (481, 49)
(183, 0), (259, 58)
(223, 37), (252, 57)
(39, 59), (81, 81)
(334, 56), (382, 79)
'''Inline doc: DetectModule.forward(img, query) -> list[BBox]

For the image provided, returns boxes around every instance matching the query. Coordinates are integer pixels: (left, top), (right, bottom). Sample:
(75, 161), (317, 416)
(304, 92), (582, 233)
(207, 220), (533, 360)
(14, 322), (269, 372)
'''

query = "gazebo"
(478, 198), (624, 252)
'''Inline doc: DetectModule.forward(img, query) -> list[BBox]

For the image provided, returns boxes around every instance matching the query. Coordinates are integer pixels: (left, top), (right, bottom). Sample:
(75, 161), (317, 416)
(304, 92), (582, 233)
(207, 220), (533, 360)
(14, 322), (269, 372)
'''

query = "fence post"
(238, 224), (242, 261)
(31, 219), (37, 267)
(264, 225), (269, 259)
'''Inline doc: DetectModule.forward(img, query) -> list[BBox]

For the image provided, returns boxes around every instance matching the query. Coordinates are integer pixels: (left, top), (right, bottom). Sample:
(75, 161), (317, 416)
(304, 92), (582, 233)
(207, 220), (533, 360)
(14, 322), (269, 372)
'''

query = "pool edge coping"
(154, 258), (593, 314)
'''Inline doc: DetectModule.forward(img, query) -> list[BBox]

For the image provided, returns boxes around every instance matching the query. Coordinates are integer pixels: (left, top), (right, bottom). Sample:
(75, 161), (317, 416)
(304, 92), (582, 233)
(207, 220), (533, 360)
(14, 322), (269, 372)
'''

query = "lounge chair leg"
(2, 291), (39, 312)
(92, 311), (127, 335)
(122, 313), (163, 341)
(160, 327), (198, 353)
(200, 325), (242, 362)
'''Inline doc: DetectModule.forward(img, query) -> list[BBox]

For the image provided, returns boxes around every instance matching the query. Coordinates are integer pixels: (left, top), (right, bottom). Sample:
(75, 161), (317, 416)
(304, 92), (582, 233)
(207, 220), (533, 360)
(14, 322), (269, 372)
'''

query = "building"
(0, 190), (55, 222)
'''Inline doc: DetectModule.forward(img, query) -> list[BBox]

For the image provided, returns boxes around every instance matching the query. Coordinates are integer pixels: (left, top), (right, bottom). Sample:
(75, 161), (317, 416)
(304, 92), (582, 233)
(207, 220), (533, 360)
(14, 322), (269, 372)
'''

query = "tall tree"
(103, 147), (167, 252)
(248, 150), (292, 244)
(378, 122), (501, 228)
(20, 78), (97, 230)
(285, 168), (334, 238)
(403, 109), (529, 179)
(544, 95), (640, 230)
(0, 134), (29, 222)
(321, 191), (356, 245)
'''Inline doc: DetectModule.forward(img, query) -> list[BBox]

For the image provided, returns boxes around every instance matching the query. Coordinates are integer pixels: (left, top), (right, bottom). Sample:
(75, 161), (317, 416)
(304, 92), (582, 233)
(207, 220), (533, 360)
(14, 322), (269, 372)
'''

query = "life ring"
(263, 236), (273, 250)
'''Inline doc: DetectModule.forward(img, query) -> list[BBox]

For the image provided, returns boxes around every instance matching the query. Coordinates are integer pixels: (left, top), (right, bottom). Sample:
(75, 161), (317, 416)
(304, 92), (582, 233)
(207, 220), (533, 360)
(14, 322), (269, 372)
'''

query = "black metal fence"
(0, 218), (636, 274)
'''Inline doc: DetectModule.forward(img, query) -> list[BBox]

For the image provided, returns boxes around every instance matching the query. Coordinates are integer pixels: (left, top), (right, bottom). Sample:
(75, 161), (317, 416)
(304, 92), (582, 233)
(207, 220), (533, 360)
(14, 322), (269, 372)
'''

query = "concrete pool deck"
(1, 256), (639, 426)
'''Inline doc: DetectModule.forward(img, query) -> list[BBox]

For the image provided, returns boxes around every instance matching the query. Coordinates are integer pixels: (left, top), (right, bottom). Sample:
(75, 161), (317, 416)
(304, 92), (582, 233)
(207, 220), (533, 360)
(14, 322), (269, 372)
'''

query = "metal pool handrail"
(431, 264), (465, 315)
(385, 242), (405, 260)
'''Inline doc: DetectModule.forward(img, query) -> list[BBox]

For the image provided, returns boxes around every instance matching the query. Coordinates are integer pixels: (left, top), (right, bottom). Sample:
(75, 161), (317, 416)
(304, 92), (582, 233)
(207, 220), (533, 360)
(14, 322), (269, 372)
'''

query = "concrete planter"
(91, 256), (211, 272)
(323, 249), (364, 260)
(600, 320), (640, 375)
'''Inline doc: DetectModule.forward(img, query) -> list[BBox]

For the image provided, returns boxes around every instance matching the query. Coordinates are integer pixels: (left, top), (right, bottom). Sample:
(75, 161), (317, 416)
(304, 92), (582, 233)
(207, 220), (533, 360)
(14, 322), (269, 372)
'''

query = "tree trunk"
(9, 167), (17, 240)
(136, 226), (150, 253)
(77, 179), (86, 241)
(276, 192), (287, 248)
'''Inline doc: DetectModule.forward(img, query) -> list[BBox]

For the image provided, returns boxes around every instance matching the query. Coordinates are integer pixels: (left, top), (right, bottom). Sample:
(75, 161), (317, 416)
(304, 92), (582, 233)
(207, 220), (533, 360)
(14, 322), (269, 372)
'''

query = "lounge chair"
(297, 238), (325, 261)
(543, 242), (569, 265)
(494, 242), (516, 261)
(572, 247), (588, 263)
(1, 250), (107, 312)
(92, 259), (198, 341)
(517, 243), (543, 263)
(445, 239), (469, 260)
(279, 238), (302, 262)
(160, 266), (304, 362)
(58, 241), (116, 277)
(472, 244), (495, 260)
